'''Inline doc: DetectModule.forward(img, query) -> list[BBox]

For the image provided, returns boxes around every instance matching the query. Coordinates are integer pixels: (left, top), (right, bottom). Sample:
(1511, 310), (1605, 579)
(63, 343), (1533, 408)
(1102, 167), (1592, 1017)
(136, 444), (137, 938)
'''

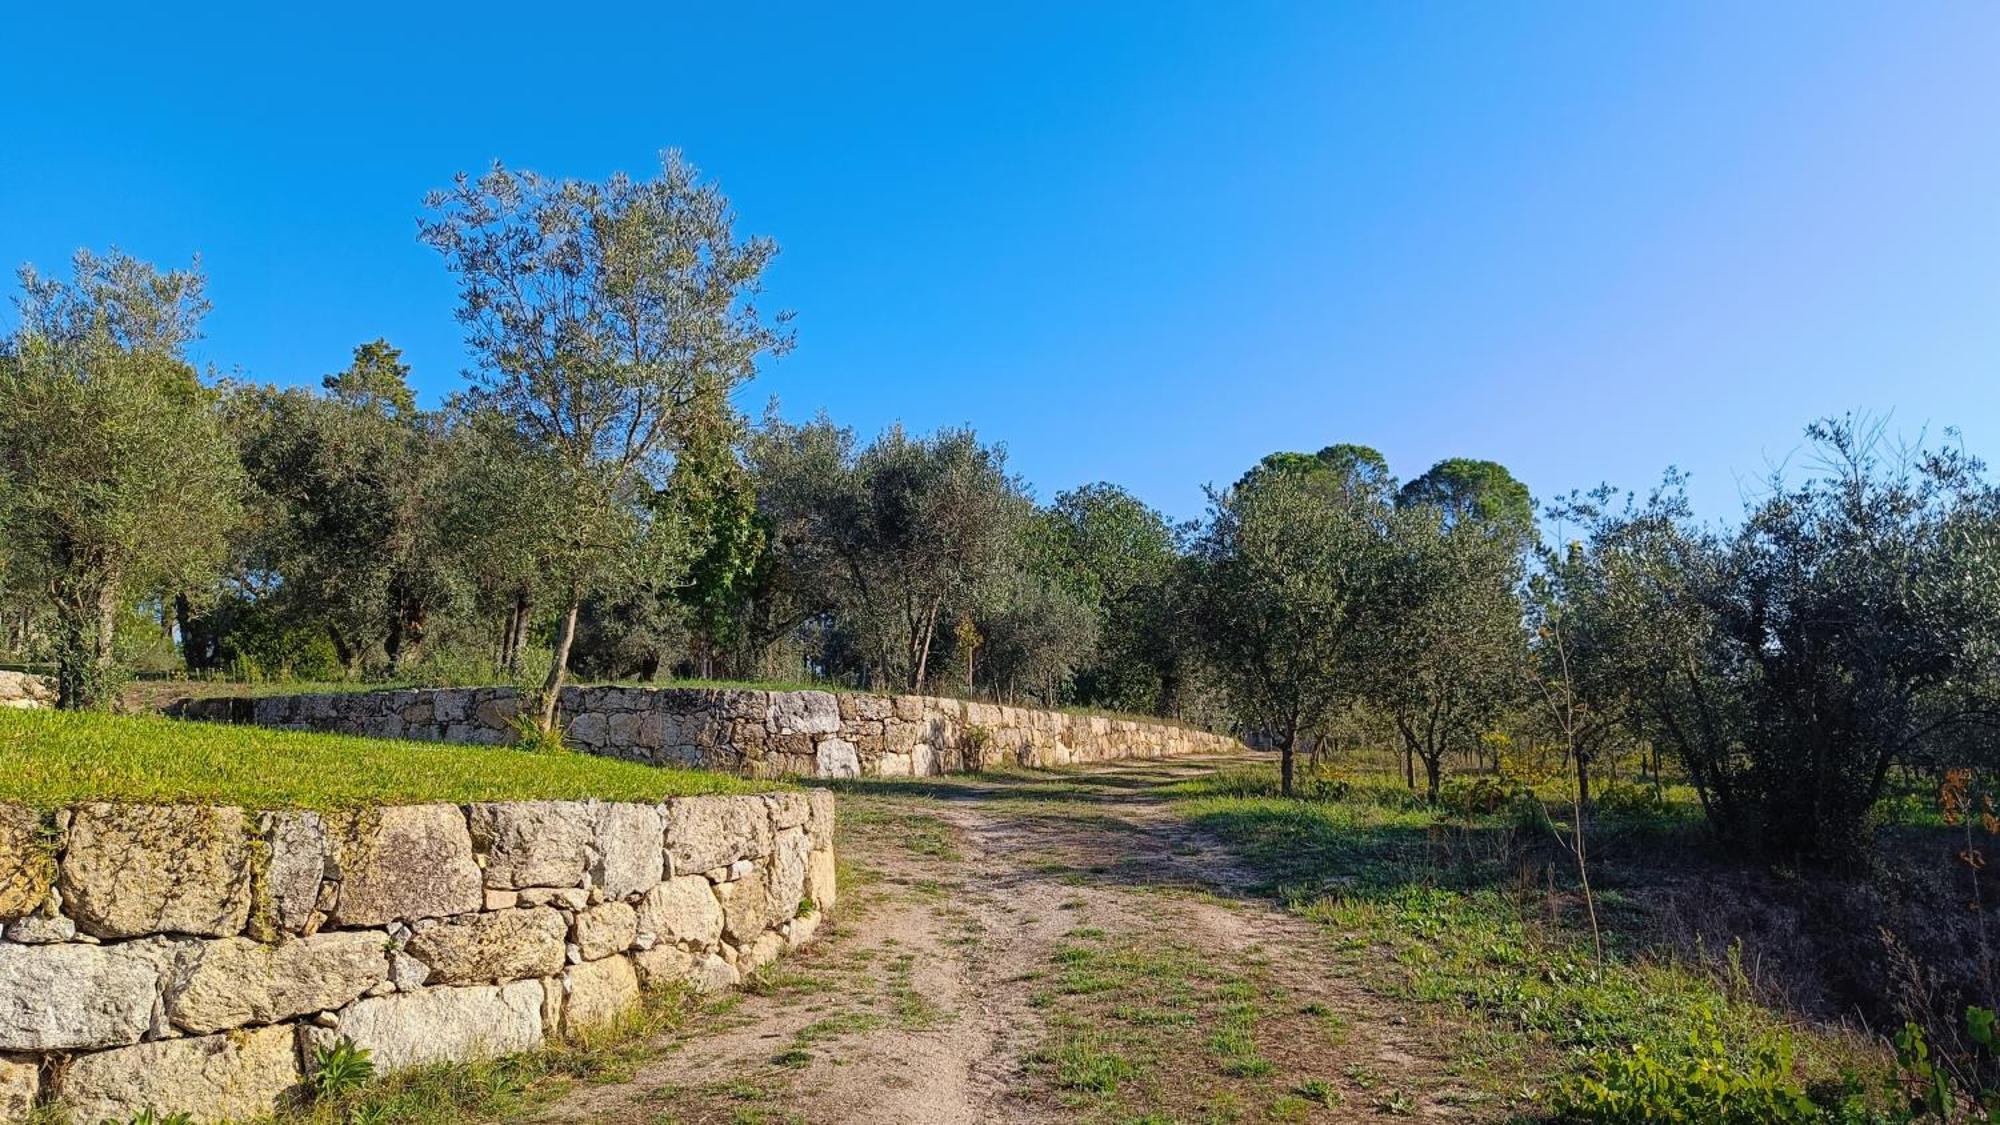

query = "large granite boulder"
(59, 804), (255, 939)
(0, 943), (159, 1050)
(664, 796), (771, 875)
(0, 1054), (36, 1120)
(635, 875), (723, 950)
(561, 954), (638, 1037)
(573, 901), (638, 961)
(404, 907), (567, 985)
(766, 828), (812, 922)
(592, 804), (664, 898)
(167, 931), (390, 1033)
(259, 810), (329, 936)
(468, 802), (594, 890)
(309, 980), (544, 1073)
(56, 1025), (299, 1124)
(328, 805), (482, 926)
(715, 868), (773, 946)
(806, 846), (839, 916)
(0, 805), (52, 921)
(0, 671), (52, 710)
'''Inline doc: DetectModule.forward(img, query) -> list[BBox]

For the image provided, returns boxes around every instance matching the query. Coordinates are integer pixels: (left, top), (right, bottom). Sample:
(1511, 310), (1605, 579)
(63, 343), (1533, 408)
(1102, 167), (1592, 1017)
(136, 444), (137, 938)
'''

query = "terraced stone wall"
(0, 791), (835, 1123)
(172, 685), (1242, 778)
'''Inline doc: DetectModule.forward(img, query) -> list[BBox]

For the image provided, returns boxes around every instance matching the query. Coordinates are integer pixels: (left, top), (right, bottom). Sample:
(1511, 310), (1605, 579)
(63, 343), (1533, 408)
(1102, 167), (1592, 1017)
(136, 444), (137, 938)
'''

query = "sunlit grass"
(0, 709), (775, 809)
(1166, 758), (1887, 1107)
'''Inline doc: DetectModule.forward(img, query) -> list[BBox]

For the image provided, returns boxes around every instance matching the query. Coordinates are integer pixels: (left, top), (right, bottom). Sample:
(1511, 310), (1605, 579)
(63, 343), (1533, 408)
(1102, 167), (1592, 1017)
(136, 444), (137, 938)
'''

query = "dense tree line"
(7, 156), (2000, 865)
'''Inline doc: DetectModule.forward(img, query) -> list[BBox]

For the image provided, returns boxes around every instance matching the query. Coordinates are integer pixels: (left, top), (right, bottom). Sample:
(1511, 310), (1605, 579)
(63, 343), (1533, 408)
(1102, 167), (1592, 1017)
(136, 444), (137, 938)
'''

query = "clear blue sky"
(7, 3), (1999, 524)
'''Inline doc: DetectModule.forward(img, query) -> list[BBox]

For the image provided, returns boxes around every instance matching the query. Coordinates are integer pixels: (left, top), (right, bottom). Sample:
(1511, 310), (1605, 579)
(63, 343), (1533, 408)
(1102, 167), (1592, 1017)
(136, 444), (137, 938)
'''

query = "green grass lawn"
(0, 709), (774, 809)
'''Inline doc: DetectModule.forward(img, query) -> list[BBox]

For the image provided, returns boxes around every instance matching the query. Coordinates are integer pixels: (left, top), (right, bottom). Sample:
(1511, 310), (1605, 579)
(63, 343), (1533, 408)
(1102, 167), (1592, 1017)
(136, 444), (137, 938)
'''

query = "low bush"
(1555, 1013), (1833, 1123)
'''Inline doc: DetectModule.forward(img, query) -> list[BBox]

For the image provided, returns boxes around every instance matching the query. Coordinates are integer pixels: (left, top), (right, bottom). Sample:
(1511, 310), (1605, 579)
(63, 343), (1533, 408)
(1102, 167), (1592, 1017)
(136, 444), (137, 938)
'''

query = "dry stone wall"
(0, 791), (835, 1123)
(0, 673), (52, 711)
(173, 685), (1242, 778)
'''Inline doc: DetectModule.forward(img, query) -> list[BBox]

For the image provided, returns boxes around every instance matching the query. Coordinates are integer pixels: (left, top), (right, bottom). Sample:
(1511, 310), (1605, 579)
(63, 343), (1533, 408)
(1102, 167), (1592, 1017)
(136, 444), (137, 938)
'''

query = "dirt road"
(540, 755), (1483, 1124)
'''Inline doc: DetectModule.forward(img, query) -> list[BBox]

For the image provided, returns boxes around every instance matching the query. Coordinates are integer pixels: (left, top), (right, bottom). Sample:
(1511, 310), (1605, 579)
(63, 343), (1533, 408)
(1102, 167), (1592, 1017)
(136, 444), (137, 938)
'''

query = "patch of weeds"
(1371, 1088), (1417, 1115)
(793, 1011), (885, 1044)
(1042, 1035), (1137, 1094)
(281, 984), (706, 1123)
(1293, 1077), (1341, 1107)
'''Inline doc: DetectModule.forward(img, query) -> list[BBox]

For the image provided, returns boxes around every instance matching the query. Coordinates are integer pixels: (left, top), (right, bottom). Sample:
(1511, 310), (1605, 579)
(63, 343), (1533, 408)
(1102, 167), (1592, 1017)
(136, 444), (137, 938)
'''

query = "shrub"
(1439, 775), (1514, 816)
(1555, 1012), (1828, 1124)
(509, 712), (569, 754)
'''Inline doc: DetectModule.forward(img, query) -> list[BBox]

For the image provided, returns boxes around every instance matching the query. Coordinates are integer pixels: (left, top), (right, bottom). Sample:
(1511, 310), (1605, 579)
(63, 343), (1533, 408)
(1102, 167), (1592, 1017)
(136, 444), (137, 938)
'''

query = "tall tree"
(1568, 420), (2000, 859)
(231, 341), (460, 676)
(1195, 456), (1389, 795)
(1361, 506), (1526, 802)
(1041, 483), (1182, 711)
(0, 250), (242, 706)
(421, 152), (792, 727)
(1398, 458), (1534, 542)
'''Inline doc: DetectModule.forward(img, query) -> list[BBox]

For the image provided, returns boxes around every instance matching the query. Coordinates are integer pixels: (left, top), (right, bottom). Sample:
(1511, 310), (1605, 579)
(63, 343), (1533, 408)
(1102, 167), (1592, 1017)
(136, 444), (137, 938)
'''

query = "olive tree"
(1041, 483), (1184, 712)
(1573, 419), (2000, 859)
(1194, 457), (1389, 795)
(1361, 505), (1526, 802)
(421, 152), (792, 726)
(0, 250), (241, 706)
(232, 341), (459, 676)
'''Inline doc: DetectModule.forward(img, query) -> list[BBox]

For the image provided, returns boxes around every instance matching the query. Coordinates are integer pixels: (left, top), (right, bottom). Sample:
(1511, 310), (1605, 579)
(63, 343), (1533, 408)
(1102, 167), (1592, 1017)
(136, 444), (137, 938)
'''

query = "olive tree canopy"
(0, 249), (241, 707)
(420, 152), (792, 726)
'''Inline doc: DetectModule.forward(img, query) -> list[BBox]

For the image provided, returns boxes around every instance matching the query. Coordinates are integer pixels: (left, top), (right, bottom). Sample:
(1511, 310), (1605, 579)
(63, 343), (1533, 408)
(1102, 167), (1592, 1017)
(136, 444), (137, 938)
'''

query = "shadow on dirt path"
(537, 755), (1489, 1124)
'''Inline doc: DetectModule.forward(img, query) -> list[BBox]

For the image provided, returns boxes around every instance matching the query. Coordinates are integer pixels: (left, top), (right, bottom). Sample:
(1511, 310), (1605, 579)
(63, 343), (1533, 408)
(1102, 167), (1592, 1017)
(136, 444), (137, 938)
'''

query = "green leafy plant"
(1556, 1011), (1826, 1123)
(509, 711), (569, 754)
(1891, 1010), (2000, 1123)
(309, 1037), (377, 1101)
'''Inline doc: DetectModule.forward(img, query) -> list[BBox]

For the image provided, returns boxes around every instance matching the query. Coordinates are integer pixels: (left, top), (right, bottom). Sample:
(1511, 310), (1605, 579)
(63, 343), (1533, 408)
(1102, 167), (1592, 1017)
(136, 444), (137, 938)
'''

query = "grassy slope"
(0, 710), (773, 809)
(1165, 762), (1888, 1110)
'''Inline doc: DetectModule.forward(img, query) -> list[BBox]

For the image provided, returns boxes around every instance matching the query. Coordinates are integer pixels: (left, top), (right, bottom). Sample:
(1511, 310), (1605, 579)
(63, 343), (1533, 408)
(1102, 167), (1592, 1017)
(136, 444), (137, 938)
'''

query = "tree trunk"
(327, 627), (357, 679)
(1424, 753), (1443, 805)
(175, 593), (200, 672)
(503, 588), (532, 676)
(913, 597), (942, 693)
(539, 597), (581, 731)
(1278, 727), (1296, 797)
(53, 571), (120, 710)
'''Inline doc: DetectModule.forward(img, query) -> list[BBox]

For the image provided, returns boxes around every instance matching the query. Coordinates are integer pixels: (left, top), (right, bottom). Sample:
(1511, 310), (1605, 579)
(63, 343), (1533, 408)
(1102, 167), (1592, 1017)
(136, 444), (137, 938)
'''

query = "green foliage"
(748, 415), (1043, 694)
(0, 249), (242, 708)
(508, 711), (569, 754)
(309, 1038), (377, 1101)
(1040, 483), (1189, 714)
(421, 152), (792, 724)
(227, 340), (461, 678)
(1361, 502), (1527, 803)
(1546, 417), (2000, 859)
(1556, 1013), (1827, 1124)
(1890, 1010), (2000, 1123)
(1169, 760), (1880, 1119)
(1194, 449), (1394, 792)
(1397, 457), (1534, 542)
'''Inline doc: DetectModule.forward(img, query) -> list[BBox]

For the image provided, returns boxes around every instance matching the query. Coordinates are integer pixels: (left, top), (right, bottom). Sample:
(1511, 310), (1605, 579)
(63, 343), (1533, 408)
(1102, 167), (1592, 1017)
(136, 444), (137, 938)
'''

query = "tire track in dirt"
(539, 755), (1477, 1124)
